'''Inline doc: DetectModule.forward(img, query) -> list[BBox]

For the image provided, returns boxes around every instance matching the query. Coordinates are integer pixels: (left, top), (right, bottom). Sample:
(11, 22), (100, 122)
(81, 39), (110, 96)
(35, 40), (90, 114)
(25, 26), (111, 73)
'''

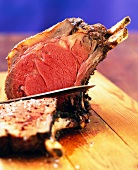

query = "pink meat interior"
(8, 40), (90, 98)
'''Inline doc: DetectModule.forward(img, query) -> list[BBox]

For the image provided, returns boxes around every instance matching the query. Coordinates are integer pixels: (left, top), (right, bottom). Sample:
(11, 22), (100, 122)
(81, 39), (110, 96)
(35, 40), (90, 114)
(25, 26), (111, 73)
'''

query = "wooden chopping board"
(0, 71), (138, 170)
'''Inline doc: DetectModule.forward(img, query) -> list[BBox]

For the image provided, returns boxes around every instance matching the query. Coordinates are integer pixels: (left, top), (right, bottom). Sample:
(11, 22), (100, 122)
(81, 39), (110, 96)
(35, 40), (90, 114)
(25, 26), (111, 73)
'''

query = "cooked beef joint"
(1, 17), (130, 157)
(5, 17), (130, 100)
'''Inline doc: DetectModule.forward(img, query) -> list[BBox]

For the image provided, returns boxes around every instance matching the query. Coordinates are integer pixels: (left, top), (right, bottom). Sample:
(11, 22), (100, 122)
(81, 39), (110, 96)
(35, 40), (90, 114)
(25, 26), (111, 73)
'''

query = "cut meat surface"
(0, 98), (56, 155)
(5, 17), (130, 101)
(35, 43), (78, 91)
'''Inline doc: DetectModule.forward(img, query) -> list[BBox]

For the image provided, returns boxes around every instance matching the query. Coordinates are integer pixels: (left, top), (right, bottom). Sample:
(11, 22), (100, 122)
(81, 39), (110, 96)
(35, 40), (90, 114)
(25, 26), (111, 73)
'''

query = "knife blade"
(0, 85), (95, 104)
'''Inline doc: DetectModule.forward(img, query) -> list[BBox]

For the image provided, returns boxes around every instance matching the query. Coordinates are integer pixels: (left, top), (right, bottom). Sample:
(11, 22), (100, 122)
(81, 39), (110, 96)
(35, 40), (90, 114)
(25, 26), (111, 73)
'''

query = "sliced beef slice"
(0, 93), (92, 157)
(0, 98), (56, 155)
(5, 17), (130, 100)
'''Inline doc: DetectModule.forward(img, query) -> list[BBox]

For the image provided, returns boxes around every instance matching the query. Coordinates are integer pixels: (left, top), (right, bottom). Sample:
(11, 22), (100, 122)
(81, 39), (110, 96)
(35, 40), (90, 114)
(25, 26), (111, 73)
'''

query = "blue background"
(0, 0), (137, 33)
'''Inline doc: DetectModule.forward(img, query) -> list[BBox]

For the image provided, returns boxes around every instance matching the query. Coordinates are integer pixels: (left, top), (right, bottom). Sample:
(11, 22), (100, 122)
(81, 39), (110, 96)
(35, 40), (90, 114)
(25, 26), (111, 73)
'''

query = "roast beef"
(1, 16), (130, 157)
(5, 16), (130, 103)
(0, 86), (93, 157)
(0, 98), (56, 156)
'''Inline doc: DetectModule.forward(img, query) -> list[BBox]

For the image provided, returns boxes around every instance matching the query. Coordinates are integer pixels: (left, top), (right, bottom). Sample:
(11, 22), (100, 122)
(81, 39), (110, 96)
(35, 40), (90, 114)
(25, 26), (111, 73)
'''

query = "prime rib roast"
(0, 16), (130, 157)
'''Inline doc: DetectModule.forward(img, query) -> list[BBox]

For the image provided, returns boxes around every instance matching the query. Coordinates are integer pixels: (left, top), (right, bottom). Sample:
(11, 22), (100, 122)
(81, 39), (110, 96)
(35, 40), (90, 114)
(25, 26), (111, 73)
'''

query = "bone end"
(108, 16), (131, 35)
(106, 16), (130, 49)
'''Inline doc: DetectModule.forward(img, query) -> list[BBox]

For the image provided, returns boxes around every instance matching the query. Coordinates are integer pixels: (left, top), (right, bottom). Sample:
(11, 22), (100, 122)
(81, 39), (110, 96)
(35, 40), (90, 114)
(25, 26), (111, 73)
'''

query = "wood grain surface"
(0, 71), (138, 170)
